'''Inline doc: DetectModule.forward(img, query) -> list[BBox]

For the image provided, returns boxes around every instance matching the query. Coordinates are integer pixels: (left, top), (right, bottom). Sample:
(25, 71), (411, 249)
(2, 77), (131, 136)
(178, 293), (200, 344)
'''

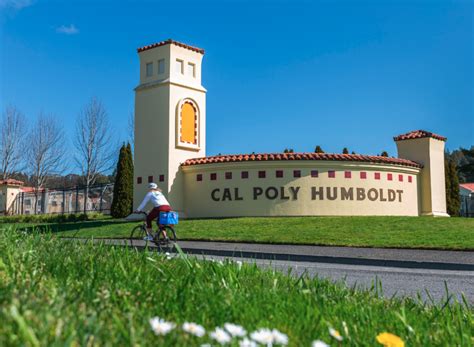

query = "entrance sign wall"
(133, 39), (449, 218)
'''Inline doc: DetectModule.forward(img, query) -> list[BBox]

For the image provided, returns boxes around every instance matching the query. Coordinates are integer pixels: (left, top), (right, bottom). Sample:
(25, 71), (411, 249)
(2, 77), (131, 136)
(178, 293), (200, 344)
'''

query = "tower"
(394, 130), (449, 217)
(134, 40), (206, 215)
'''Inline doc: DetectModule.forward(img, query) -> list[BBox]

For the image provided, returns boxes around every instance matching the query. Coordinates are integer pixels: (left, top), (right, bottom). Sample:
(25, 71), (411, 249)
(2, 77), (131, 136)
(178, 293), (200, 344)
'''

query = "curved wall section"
(182, 161), (420, 218)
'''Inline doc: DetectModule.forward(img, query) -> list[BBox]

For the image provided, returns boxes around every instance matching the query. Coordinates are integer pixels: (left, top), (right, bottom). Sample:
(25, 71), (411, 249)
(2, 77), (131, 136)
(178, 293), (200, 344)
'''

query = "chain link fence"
(10, 184), (114, 215)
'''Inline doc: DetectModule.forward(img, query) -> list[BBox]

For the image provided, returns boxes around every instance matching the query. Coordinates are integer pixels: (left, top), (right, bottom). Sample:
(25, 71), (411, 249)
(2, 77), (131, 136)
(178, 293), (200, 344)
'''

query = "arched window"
(177, 99), (199, 150)
(180, 102), (197, 144)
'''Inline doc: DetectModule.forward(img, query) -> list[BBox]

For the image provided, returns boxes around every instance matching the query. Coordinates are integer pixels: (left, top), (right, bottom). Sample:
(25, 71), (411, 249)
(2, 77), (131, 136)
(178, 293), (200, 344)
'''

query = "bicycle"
(129, 211), (177, 253)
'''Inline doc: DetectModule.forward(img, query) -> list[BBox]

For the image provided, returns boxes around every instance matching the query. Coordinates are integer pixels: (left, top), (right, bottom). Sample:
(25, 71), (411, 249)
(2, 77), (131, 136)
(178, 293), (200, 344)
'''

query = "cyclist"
(135, 183), (172, 239)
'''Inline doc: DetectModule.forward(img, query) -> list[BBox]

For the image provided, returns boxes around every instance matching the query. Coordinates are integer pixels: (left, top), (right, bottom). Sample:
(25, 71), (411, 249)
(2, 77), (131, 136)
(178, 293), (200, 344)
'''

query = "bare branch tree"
(27, 113), (66, 213)
(74, 97), (114, 213)
(0, 105), (27, 180)
(128, 110), (134, 151)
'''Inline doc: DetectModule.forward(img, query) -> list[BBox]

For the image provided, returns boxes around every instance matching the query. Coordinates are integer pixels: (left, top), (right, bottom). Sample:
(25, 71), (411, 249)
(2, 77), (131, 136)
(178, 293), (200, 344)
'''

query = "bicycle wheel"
(155, 226), (177, 253)
(129, 225), (148, 248)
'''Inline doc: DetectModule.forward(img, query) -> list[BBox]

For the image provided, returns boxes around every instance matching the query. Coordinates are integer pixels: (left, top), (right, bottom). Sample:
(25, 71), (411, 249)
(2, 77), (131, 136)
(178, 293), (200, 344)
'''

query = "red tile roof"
(0, 178), (24, 186)
(394, 130), (446, 142)
(137, 39), (205, 54)
(460, 183), (474, 192)
(182, 153), (422, 168)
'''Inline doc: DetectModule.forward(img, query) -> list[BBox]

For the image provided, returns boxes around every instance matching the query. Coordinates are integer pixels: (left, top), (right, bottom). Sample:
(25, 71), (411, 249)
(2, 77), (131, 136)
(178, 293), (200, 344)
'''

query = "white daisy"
(250, 328), (274, 345)
(210, 327), (232, 345)
(224, 323), (247, 337)
(329, 327), (343, 341)
(183, 322), (206, 337)
(239, 337), (258, 347)
(149, 317), (175, 335)
(312, 340), (330, 347)
(272, 329), (288, 345)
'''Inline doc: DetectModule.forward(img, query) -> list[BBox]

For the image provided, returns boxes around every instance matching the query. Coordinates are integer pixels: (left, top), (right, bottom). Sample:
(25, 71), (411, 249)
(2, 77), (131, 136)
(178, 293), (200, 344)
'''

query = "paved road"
(198, 254), (474, 304)
(67, 238), (474, 303)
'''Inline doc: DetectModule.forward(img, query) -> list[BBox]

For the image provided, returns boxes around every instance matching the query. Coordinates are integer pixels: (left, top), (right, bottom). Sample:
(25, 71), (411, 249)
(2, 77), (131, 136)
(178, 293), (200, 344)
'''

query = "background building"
(460, 183), (474, 217)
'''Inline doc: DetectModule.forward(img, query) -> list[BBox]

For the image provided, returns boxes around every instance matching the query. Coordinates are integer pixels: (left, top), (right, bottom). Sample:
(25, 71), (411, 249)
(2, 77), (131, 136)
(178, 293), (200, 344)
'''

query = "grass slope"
(0, 228), (472, 346)
(15, 216), (474, 250)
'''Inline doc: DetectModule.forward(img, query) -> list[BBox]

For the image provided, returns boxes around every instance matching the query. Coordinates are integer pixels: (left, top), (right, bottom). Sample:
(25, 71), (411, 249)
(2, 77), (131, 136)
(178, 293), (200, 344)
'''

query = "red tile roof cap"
(182, 152), (422, 168)
(394, 130), (446, 142)
(0, 178), (24, 186)
(460, 183), (474, 192)
(137, 39), (204, 54)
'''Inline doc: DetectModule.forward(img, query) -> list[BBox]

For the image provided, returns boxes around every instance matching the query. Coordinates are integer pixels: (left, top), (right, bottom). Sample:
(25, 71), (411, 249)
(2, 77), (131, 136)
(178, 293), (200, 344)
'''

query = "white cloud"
(0, 0), (34, 10)
(56, 24), (79, 35)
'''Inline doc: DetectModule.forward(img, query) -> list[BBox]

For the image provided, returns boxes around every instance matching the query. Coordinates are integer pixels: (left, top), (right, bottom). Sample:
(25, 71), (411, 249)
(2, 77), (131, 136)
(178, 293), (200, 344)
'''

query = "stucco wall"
(396, 137), (448, 216)
(182, 161), (420, 218)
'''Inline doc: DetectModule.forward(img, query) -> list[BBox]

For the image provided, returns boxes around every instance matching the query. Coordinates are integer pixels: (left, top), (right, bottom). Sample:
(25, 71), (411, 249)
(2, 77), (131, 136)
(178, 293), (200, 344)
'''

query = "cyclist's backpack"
(159, 211), (179, 225)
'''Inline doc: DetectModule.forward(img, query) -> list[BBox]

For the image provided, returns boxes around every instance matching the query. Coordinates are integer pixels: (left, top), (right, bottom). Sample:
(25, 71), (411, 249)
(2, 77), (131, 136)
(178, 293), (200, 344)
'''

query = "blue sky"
(1, 0), (472, 168)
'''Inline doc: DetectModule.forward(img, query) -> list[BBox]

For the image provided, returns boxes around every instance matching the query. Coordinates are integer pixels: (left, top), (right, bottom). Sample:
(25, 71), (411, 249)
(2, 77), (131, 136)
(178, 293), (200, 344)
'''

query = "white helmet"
(148, 182), (158, 189)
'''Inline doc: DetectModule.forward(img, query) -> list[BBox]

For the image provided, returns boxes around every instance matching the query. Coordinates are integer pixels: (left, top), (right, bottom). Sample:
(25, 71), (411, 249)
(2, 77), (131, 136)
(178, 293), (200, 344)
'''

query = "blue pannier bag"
(158, 211), (179, 225)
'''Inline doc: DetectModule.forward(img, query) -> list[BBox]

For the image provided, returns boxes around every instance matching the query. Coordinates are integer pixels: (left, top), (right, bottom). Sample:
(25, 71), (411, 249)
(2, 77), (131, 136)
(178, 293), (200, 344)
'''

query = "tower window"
(158, 59), (165, 74)
(148, 176), (153, 183)
(180, 102), (197, 144)
(188, 63), (196, 77)
(146, 62), (153, 77)
(311, 170), (319, 177)
(176, 59), (184, 74)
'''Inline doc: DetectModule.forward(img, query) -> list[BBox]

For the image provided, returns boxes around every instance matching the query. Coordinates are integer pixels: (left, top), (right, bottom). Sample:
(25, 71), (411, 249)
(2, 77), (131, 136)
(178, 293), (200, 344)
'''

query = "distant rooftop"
(460, 183), (474, 193)
(0, 179), (23, 186)
(137, 39), (205, 54)
(394, 130), (447, 142)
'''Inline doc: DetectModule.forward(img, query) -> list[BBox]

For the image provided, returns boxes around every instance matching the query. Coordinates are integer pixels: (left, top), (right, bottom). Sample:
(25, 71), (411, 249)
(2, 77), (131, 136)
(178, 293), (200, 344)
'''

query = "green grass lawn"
(0, 228), (472, 346)
(6, 215), (474, 250)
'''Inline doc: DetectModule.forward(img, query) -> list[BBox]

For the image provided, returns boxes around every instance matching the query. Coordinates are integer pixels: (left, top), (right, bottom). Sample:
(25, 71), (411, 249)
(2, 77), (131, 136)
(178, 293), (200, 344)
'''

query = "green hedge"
(0, 212), (106, 224)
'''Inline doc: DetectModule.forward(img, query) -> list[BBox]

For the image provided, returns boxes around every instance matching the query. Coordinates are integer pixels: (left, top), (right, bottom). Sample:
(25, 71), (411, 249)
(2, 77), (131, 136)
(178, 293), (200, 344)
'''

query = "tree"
(380, 151), (389, 157)
(283, 148), (294, 153)
(111, 143), (134, 218)
(342, 147), (349, 154)
(128, 111), (135, 154)
(458, 147), (474, 183)
(26, 114), (66, 213)
(445, 158), (460, 216)
(0, 105), (27, 180)
(314, 145), (324, 153)
(74, 97), (114, 213)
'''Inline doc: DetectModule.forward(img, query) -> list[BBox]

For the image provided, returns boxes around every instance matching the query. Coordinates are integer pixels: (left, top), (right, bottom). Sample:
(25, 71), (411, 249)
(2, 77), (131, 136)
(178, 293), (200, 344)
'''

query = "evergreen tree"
(314, 145), (324, 153)
(381, 151), (389, 157)
(342, 147), (349, 154)
(111, 143), (134, 218)
(445, 158), (460, 216)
